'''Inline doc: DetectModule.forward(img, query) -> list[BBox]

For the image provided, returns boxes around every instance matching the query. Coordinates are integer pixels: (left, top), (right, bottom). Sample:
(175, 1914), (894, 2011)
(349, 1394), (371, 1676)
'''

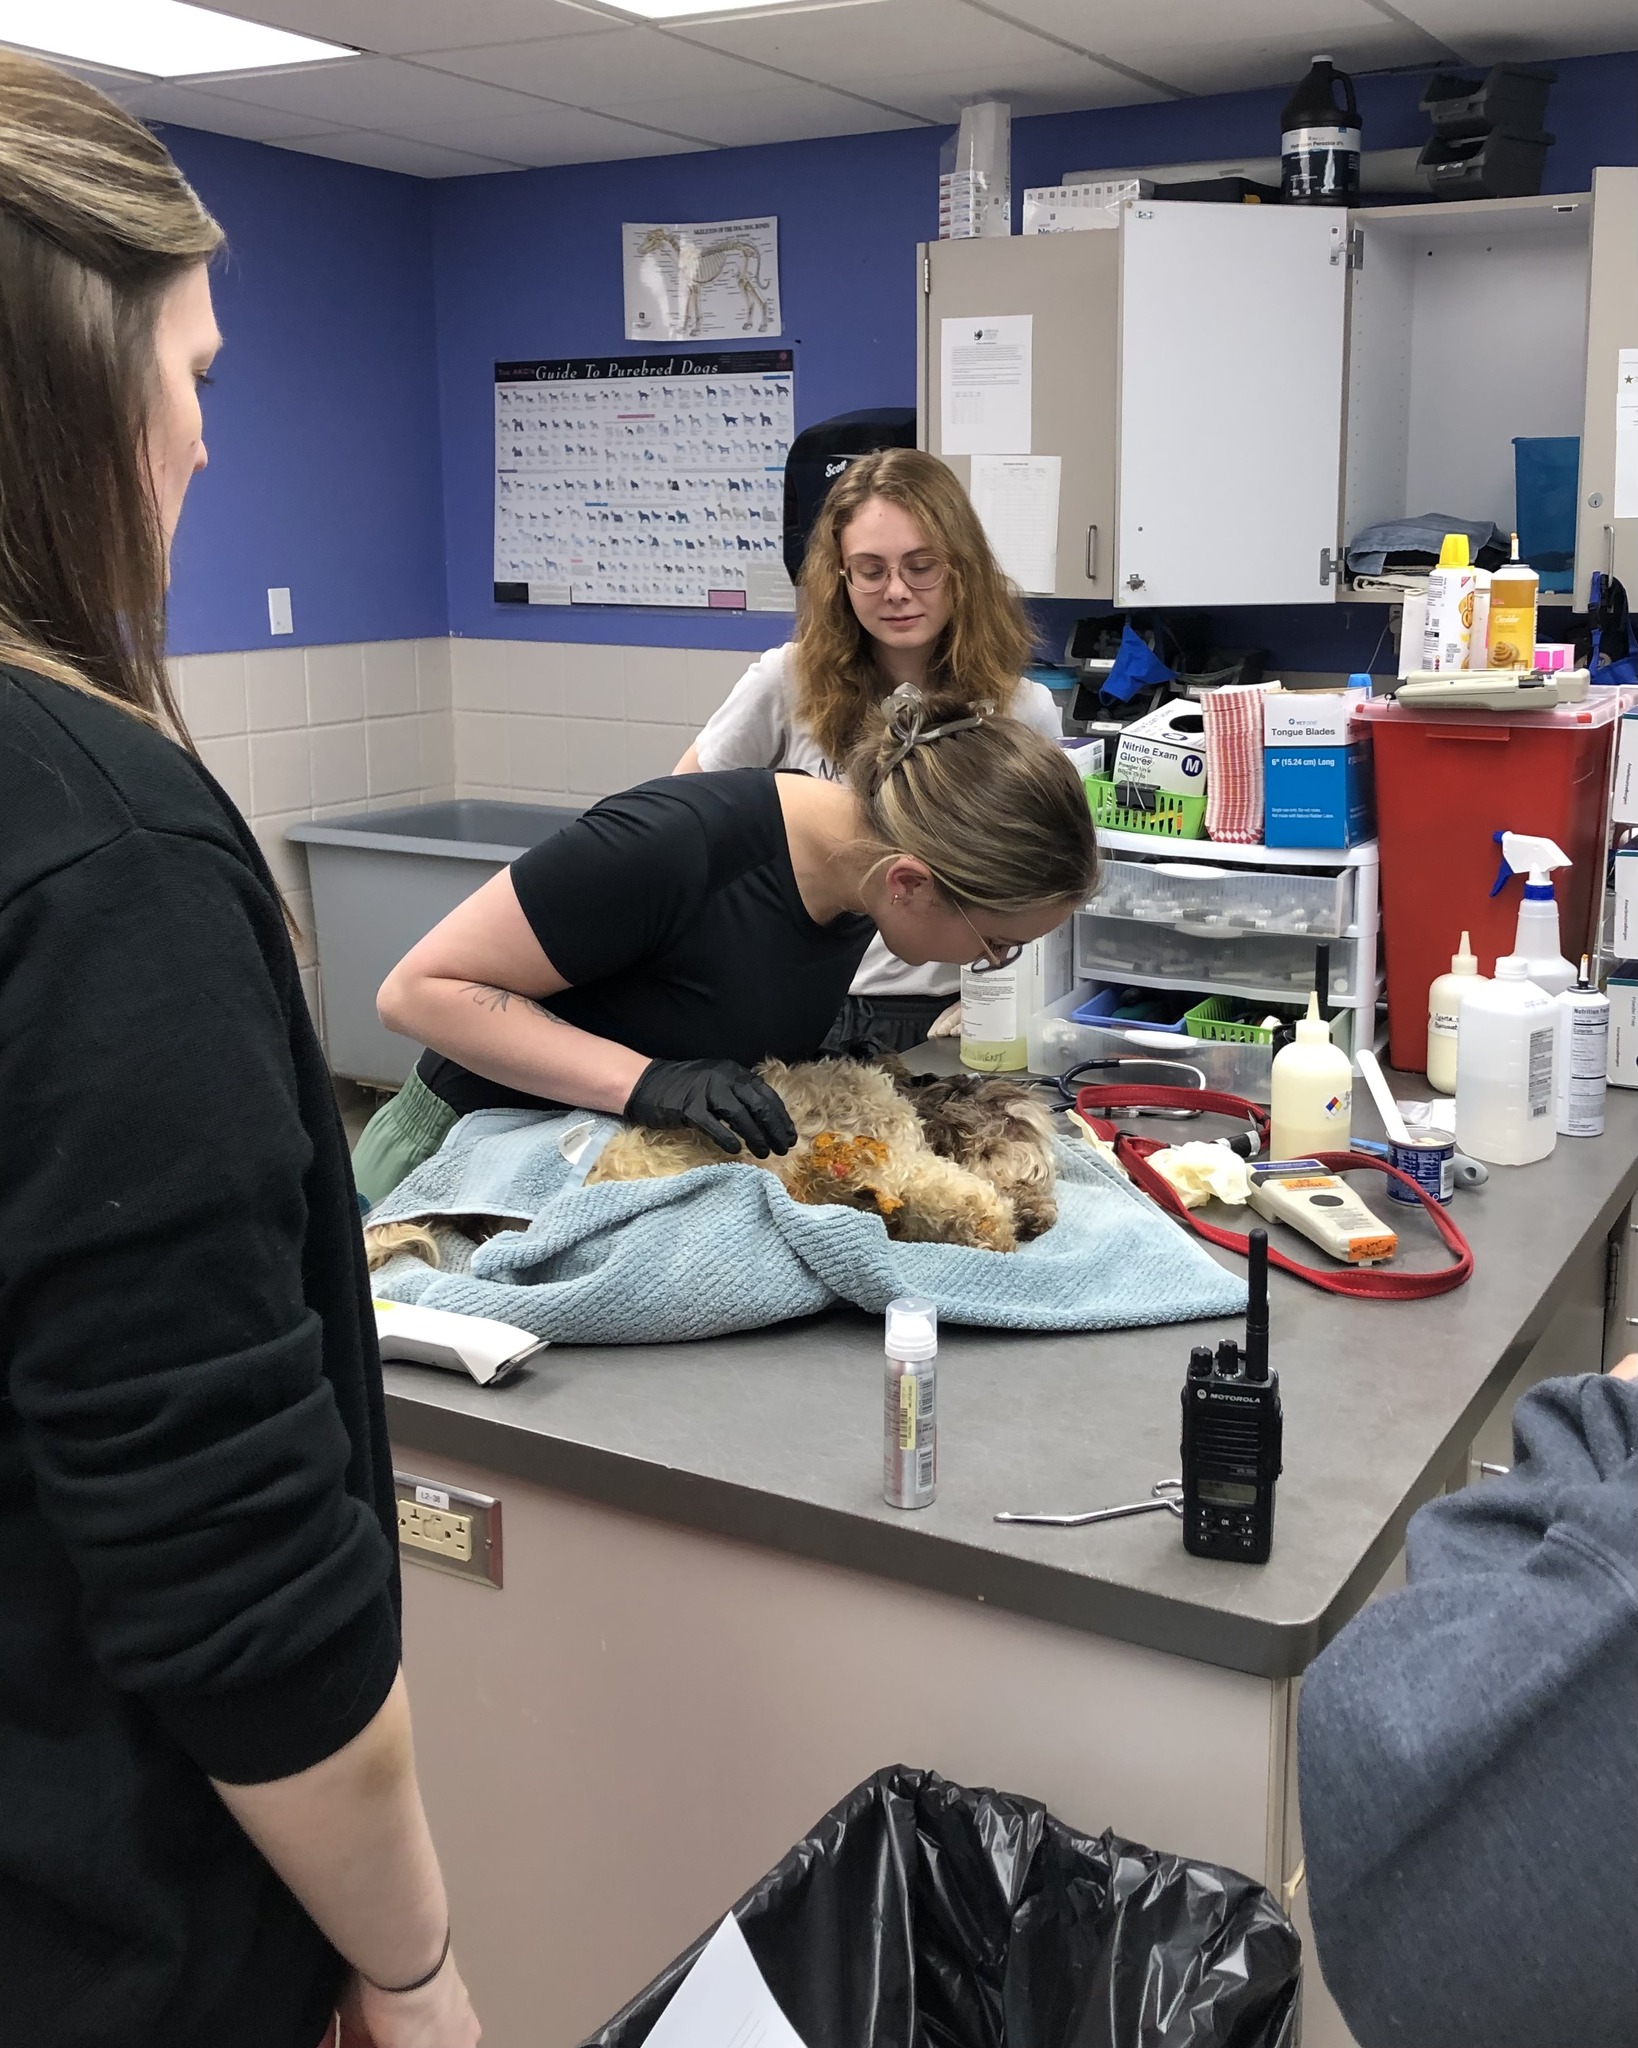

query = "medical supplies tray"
(1074, 914), (1364, 1004)
(1092, 857), (1356, 938)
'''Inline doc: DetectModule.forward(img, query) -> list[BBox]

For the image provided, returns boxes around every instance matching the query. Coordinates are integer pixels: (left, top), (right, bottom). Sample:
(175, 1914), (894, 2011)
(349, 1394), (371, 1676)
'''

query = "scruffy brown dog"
(585, 1055), (1057, 1253)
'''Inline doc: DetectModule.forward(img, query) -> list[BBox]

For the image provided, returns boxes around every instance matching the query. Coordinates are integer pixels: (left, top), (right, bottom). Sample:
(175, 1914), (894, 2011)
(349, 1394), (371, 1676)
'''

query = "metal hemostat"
(996, 1477), (1183, 1529)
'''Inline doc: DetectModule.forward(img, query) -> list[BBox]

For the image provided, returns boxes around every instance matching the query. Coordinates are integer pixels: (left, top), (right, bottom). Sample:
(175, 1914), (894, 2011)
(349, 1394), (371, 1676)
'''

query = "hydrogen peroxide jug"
(1280, 55), (1361, 205)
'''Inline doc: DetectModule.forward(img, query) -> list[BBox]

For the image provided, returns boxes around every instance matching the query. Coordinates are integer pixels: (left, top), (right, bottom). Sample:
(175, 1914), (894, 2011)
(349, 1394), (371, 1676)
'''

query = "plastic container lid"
(1495, 956), (1529, 981)
(1436, 533), (1472, 569)
(885, 1296), (939, 1360)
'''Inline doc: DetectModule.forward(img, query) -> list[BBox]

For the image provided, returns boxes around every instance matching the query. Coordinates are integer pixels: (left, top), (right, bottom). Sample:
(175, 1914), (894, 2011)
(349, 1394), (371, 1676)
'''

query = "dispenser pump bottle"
(1495, 832), (1576, 997)
(1270, 993), (1354, 1161)
(1422, 531), (1478, 672)
(1426, 930), (1483, 1093)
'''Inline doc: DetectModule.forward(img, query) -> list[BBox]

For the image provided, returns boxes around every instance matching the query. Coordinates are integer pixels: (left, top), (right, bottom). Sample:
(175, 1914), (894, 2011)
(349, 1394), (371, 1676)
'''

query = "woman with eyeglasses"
(672, 447), (1064, 1053)
(353, 684), (1097, 1203)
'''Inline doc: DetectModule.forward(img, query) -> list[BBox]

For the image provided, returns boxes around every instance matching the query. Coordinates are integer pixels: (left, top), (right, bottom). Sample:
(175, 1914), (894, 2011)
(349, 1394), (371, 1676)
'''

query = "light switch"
(267, 586), (293, 635)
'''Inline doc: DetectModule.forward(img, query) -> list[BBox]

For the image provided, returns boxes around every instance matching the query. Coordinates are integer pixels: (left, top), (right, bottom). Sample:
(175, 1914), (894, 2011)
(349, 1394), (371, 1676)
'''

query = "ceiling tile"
(597, 82), (925, 148)
(1385, 2), (1638, 64)
(280, 129), (523, 177)
(115, 81), (352, 141)
(670, 0), (1075, 88)
(411, 103), (709, 161)
(207, 2), (618, 58)
(978, 0), (1429, 93)
(193, 55), (555, 127)
(863, 57), (1167, 123)
(414, 26), (767, 100)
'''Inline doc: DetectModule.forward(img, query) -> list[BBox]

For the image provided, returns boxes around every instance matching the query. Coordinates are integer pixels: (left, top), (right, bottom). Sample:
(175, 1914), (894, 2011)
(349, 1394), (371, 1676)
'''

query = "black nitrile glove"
(624, 1057), (798, 1158)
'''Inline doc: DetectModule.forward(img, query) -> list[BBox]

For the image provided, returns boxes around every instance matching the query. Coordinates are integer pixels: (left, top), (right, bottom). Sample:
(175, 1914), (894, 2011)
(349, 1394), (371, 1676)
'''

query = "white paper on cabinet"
(969, 454), (1060, 593)
(643, 1915), (808, 2048)
(1615, 347), (1638, 520)
(941, 314), (1032, 454)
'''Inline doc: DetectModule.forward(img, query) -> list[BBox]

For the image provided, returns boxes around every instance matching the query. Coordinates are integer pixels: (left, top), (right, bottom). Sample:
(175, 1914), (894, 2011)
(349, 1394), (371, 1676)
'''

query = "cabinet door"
(1116, 203), (1349, 608)
(920, 233), (1117, 601)
(1576, 166), (1638, 599)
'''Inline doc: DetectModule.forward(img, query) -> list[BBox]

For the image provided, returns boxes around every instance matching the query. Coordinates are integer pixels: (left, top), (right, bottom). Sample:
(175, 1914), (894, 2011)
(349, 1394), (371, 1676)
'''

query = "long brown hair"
(0, 51), (222, 732)
(793, 448), (1035, 763)
(847, 684), (1098, 917)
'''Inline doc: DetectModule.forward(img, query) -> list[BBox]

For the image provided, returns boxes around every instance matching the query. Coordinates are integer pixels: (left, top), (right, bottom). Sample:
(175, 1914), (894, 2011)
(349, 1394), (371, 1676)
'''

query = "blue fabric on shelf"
(364, 1110), (1247, 1345)
(1100, 622), (1177, 705)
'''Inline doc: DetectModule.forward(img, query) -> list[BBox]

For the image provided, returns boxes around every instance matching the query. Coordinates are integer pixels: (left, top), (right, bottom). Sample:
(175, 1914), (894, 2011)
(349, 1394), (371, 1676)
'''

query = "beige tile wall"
(169, 637), (455, 1035)
(449, 639), (752, 803)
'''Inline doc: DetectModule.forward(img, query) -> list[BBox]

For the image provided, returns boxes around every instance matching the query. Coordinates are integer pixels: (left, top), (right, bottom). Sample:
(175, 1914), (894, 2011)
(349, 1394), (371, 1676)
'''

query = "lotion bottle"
(1422, 532), (1478, 672)
(1270, 992), (1354, 1160)
(1426, 930), (1483, 1093)
(1454, 958), (1558, 1166)
(959, 962), (1027, 1072)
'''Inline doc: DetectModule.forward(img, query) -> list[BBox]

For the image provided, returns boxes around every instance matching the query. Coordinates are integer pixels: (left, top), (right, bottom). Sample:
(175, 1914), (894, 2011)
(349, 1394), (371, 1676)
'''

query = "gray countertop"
(383, 1069), (1638, 1679)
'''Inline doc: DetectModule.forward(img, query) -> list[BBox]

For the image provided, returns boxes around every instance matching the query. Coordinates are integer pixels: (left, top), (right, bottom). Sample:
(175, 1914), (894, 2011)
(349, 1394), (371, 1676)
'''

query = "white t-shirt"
(693, 643), (1065, 998)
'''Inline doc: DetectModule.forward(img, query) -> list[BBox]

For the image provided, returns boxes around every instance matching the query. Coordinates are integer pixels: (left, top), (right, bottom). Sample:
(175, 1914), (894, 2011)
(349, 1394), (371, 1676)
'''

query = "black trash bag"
(583, 1766), (1301, 2048)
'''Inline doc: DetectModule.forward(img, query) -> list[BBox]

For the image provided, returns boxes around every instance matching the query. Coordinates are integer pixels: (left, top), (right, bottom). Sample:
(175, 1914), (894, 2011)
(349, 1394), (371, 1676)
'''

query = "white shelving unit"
(1028, 833), (1382, 1103)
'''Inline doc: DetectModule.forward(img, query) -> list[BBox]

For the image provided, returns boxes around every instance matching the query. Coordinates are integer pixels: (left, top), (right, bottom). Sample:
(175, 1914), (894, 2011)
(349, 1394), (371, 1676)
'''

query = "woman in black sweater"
(0, 53), (477, 2048)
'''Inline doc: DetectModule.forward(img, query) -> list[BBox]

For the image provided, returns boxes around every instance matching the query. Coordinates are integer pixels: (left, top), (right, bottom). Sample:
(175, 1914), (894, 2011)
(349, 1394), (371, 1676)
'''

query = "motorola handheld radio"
(1181, 1228), (1282, 1563)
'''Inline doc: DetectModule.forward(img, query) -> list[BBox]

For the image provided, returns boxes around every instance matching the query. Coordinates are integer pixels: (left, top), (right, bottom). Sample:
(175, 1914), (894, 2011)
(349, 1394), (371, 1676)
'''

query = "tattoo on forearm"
(458, 982), (555, 1018)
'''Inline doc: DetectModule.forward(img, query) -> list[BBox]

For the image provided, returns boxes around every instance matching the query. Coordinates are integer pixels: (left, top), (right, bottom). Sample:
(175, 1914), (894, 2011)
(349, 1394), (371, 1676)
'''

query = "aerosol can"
(883, 1297), (937, 1509)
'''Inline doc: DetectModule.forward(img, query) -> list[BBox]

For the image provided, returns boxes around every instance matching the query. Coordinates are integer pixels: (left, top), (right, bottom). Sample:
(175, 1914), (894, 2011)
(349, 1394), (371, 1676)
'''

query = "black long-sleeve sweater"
(0, 666), (401, 2047)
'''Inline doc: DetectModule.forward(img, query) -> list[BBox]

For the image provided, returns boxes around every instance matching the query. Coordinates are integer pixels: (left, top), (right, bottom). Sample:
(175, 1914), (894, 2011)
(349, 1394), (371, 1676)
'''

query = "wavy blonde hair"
(846, 684), (1098, 917)
(793, 448), (1034, 763)
(0, 51), (222, 732)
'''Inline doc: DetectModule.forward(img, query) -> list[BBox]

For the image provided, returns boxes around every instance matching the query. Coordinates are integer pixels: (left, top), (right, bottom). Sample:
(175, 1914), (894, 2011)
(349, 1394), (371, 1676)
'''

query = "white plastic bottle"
(1422, 532), (1478, 672)
(1465, 568), (1492, 670)
(1555, 960), (1610, 1138)
(1426, 931), (1483, 1094)
(1494, 831), (1576, 997)
(1270, 992), (1354, 1160)
(1454, 958), (1559, 1165)
(883, 1297), (937, 1510)
(960, 961), (1026, 1072)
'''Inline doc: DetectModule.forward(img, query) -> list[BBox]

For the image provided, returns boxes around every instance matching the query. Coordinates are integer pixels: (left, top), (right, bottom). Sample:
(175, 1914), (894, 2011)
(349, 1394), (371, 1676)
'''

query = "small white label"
(960, 968), (1019, 1041)
(415, 1483), (450, 1511)
(1527, 1027), (1555, 1119)
(1430, 1010), (1460, 1038)
(267, 586), (293, 636)
(1282, 125), (1360, 151)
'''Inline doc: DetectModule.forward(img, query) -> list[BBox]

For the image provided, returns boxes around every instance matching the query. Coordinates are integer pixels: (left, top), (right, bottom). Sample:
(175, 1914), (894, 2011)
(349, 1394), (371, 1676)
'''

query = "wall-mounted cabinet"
(918, 167), (1637, 611)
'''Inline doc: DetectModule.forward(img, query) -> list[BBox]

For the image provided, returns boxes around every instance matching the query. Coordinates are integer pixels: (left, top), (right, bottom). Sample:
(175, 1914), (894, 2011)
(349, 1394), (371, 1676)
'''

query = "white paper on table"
(941, 314), (1032, 455)
(644, 1915), (809, 2048)
(1615, 347), (1638, 520)
(969, 454), (1060, 593)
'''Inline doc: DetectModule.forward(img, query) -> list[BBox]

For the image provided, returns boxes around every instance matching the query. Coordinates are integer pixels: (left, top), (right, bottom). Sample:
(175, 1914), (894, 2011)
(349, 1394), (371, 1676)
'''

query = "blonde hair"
(0, 51), (222, 731)
(793, 448), (1034, 763)
(847, 685), (1098, 917)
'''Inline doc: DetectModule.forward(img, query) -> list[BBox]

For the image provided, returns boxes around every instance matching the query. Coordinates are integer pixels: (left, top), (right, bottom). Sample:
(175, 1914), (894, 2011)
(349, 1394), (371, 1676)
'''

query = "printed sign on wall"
(623, 217), (781, 342)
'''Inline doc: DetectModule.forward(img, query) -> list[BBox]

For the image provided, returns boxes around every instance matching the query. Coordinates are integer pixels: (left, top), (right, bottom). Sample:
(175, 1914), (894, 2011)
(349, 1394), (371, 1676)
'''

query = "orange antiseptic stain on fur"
(790, 1132), (899, 1214)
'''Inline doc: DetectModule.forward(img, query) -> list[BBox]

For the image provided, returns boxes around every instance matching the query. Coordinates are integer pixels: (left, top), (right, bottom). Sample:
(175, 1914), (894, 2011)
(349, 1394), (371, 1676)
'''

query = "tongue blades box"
(1111, 701), (1209, 797)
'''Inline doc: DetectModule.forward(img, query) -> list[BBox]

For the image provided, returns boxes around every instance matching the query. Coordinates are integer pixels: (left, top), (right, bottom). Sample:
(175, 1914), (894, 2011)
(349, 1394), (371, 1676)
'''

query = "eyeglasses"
(841, 552), (948, 594)
(952, 898), (1025, 975)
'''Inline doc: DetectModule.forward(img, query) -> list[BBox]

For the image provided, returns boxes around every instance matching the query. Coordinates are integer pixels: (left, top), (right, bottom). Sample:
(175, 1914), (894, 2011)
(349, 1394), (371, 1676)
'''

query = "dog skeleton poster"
(623, 216), (781, 342)
(492, 351), (794, 611)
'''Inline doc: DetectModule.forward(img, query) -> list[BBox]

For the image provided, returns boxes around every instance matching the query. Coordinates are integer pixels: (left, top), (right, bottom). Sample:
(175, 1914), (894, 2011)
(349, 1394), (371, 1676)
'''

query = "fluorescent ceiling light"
(0, 1), (352, 79)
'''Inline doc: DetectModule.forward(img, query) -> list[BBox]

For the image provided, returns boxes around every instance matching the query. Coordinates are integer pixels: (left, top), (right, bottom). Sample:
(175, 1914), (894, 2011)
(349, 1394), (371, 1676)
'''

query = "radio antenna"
(1244, 1227), (1270, 1381)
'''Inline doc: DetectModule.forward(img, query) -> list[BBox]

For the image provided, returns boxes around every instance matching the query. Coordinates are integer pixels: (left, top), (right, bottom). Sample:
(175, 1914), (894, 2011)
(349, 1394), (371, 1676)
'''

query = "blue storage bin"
(1070, 985), (1195, 1032)
(1513, 435), (1579, 593)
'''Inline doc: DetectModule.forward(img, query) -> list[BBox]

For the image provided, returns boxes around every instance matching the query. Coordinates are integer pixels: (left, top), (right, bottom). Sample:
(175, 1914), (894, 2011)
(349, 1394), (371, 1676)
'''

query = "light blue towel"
(366, 1110), (1247, 1345)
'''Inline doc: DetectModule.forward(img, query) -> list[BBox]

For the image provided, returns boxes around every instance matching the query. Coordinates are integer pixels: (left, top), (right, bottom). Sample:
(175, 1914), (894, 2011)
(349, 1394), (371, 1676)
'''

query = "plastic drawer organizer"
(1030, 829), (1381, 1104)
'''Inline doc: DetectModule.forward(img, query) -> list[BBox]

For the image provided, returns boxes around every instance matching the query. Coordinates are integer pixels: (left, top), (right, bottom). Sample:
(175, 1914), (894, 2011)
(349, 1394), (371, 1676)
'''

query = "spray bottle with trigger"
(1491, 832), (1576, 997)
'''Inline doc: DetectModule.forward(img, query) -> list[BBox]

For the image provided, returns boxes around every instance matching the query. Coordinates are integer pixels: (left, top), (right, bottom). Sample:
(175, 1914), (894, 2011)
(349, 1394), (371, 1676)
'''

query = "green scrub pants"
(353, 1067), (458, 1208)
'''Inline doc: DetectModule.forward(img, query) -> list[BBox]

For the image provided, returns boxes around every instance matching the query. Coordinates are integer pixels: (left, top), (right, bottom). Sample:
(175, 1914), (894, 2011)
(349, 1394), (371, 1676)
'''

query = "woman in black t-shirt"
(356, 685), (1099, 1203)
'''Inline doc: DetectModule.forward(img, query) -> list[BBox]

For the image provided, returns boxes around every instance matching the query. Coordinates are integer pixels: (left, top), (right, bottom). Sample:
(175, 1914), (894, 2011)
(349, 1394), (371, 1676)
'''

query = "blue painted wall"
(163, 127), (448, 655)
(431, 48), (1637, 667)
(161, 49), (1636, 664)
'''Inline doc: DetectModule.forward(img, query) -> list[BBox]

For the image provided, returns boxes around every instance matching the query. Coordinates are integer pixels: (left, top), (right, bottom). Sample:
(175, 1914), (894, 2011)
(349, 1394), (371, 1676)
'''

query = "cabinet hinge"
(1320, 547), (1340, 586)
(922, 252), (931, 294)
(1329, 226), (1365, 269)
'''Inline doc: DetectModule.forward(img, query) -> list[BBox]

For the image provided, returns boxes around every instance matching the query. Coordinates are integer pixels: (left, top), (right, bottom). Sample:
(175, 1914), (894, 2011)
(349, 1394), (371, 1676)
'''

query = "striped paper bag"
(1201, 684), (1270, 844)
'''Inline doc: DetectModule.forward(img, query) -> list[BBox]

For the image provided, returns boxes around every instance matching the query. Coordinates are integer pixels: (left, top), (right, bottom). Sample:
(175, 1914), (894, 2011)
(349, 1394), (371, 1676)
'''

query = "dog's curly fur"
(584, 1056), (1057, 1253)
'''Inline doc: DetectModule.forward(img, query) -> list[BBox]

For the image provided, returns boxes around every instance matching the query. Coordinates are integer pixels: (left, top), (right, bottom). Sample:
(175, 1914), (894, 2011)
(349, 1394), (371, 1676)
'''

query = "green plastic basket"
(1084, 774), (1207, 840)
(1183, 996), (1300, 1045)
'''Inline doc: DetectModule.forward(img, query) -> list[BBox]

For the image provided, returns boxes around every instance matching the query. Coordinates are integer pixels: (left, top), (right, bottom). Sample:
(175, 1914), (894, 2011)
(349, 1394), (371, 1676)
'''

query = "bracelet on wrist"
(362, 1925), (451, 1996)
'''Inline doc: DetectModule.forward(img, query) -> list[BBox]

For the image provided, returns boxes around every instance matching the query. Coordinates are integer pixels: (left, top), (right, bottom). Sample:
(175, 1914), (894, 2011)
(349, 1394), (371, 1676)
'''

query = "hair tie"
(885, 708), (988, 774)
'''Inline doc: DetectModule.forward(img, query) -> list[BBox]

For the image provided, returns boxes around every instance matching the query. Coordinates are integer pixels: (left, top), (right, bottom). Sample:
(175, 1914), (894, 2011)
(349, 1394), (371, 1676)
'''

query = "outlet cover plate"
(393, 1472), (503, 1588)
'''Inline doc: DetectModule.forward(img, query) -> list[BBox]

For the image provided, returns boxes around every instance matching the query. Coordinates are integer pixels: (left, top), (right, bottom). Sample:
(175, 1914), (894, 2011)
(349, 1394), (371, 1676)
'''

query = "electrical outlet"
(398, 1498), (472, 1562)
(393, 1474), (502, 1588)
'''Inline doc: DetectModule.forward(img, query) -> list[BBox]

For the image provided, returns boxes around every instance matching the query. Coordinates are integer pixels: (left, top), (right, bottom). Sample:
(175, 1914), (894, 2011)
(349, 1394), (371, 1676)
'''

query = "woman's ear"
(882, 856), (937, 906)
